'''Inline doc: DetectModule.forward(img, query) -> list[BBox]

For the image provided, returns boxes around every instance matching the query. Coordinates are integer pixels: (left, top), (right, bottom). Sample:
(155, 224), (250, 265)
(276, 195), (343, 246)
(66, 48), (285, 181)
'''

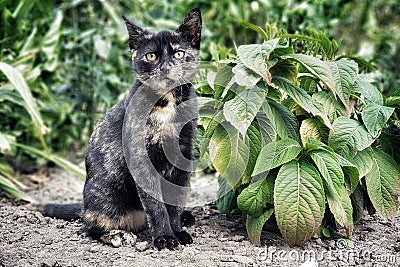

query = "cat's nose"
(160, 61), (171, 71)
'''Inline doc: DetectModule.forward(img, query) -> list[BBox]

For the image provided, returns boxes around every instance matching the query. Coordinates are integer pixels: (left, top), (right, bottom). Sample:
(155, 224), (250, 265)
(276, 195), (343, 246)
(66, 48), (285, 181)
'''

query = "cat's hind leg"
(82, 209), (146, 247)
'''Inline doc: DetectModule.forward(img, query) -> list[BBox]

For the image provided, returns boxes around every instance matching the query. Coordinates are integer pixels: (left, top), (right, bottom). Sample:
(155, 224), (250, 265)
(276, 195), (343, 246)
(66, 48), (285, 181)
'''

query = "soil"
(1, 168), (399, 267)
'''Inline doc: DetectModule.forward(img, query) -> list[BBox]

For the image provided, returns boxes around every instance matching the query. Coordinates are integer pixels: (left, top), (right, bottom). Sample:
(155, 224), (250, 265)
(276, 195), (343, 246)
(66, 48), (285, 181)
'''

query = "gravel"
(0, 168), (399, 266)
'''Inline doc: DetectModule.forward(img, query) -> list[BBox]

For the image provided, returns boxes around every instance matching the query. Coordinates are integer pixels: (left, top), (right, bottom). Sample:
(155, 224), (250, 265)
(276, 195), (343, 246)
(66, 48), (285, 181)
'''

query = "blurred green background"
(0, 0), (399, 198)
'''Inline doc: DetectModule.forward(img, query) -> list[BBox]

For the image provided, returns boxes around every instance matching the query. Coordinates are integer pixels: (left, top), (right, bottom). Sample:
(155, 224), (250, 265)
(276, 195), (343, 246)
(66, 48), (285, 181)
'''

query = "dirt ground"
(0, 168), (399, 267)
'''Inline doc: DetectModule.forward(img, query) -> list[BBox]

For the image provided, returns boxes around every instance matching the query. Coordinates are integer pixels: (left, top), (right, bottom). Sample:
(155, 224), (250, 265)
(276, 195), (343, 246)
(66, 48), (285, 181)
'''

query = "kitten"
(35, 8), (201, 250)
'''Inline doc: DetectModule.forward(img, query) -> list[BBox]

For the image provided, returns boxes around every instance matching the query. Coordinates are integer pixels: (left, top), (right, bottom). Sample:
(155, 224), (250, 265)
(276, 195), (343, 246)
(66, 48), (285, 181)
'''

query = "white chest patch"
(148, 93), (178, 143)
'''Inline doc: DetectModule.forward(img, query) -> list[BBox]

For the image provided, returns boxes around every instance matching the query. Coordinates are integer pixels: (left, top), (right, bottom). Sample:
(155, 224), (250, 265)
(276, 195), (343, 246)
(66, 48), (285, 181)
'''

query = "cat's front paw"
(175, 230), (193, 245)
(154, 235), (179, 250)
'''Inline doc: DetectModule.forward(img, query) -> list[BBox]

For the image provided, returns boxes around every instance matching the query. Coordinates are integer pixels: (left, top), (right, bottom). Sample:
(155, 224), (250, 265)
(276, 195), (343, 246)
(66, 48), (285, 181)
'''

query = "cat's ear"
(123, 16), (149, 51)
(176, 8), (202, 49)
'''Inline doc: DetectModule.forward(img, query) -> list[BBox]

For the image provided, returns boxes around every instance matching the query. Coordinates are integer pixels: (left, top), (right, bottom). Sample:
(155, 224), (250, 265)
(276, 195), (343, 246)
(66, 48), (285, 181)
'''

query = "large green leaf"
(232, 61), (261, 87)
(365, 149), (400, 220)
(350, 148), (374, 178)
(283, 54), (334, 92)
(379, 125), (400, 164)
(274, 160), (325, 246)
(270, 59), (298, 82)
(215, 176), (236, 214)
(300, 118), (329, 146)
(237, 174), (274, 217)
(351, 185), (364, 223)
(334, 152), (360, 193)
(361, 102), (394, 137)
(0, 62), (49, 136)
(340, 187), (354, 237)
(312, 91), (347, 122)
(243, 124), (263, 183)
(352, 78), (383, 105)
(328, 117), (374, 159)
(326, 59), (358, 109)
(273, 77), (332, 129)
(199, 108), (225, 139)
(252, 139), (302, 176)
(209, 124), (249, 188)
(223, 86), (265, 137)
(304, 138), (334, 154)
(326, 186), (353, 235)
(237, 39), (279, 84)
(214, 65), (234, 100)
(255, 111), (277, 145)
(310, 150), (344, 196)
(246, 207), (274, 246)
(310, 150), (352, 230)
(266, 101), (299, 142)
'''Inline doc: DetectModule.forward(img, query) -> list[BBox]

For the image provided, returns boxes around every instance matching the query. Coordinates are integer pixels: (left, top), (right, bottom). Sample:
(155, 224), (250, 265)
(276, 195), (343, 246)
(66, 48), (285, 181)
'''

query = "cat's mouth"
(137, 73), (187, 92)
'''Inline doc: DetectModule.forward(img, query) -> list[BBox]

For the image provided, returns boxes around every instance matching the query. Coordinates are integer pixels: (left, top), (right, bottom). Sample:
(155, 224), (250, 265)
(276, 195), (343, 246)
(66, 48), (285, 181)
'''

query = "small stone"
(121, 232), (137, 246)
(88, 246), (99, 253)
(315, 238), (324, 246)
(111, 236), (122, 248)
(231, 255), (254, 265)
(201, 233), (210, 238)
(231, 235), (245, 242)
(126, 252), (135, 258)
(42, 237), (53, 245)
(135, 241), (148, 252)
(17, 217), (26, 224)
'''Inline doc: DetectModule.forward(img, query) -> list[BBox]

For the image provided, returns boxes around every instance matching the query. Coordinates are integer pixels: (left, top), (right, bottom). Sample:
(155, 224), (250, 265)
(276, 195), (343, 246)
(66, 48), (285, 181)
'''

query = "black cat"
(35, 8), (201, 250)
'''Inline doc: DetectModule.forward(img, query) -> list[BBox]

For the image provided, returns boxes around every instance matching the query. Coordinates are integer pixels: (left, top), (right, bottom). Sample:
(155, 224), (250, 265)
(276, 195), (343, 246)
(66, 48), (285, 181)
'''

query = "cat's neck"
(125, 80), (193, 108)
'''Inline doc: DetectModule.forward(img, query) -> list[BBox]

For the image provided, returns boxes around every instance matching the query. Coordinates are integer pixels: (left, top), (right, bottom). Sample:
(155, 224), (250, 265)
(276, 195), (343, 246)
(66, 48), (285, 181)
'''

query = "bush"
(196, 24), (400, 246)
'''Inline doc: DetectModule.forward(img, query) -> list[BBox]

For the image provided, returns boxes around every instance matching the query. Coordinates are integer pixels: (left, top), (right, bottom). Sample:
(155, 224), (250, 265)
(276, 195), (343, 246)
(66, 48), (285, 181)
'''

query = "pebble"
(88, 246), (99, 253)
(111, 237), (122, 248)
(17, 217), (26, 224)
(123, 233), (137, 246)
(135, 241), (148, 252)
(42, 237), (53, 245)
(231, 235), (245, 242)
(201, 233), (210, 238)
(231, 255), (254, 265)
(126, 252), (135, 258)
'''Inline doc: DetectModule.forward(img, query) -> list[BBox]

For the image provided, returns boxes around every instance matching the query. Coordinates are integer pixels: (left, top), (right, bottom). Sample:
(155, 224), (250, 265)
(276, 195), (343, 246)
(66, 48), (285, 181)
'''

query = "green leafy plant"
(196, 25), (400, 246)
(0, 62), (85, 201)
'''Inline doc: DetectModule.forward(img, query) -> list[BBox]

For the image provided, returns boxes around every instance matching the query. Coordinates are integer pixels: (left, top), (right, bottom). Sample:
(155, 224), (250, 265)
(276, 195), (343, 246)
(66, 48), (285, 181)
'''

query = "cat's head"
(123, 8), (202, 92)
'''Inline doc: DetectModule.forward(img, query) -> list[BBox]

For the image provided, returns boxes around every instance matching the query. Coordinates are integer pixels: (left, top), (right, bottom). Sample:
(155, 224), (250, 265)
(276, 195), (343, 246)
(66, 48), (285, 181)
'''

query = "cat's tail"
(30, 203), (83, 221)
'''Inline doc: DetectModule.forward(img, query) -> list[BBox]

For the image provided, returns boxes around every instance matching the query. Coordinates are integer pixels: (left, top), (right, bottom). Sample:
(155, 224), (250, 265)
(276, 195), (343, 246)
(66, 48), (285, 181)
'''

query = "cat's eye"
(146, 53), (157, 61)
(174, 51), (185, 59)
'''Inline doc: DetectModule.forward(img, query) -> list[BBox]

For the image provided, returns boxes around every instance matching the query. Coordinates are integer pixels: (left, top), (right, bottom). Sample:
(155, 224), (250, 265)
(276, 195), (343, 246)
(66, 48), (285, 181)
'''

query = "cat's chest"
(147, 92), (178, 143)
